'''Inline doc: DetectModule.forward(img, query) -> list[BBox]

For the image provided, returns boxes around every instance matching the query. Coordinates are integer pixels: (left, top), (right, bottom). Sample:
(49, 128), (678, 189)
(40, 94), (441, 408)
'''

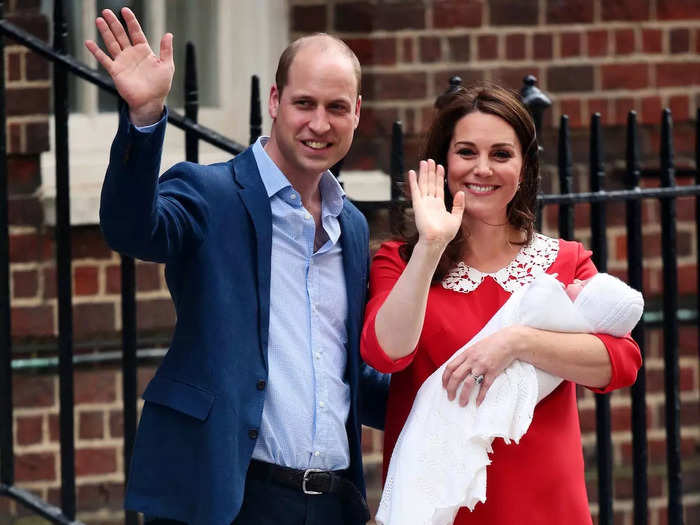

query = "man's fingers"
(95, 17), (122, 59)
(160, 33), (174, 64)
(102, 9), (131, 50)
(84, 40), (113, 73)
(122, 7), (147, 45)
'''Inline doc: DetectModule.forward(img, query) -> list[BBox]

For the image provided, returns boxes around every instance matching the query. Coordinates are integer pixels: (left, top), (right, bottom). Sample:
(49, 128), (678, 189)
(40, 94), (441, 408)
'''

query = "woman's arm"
(372, 160), (464, 360)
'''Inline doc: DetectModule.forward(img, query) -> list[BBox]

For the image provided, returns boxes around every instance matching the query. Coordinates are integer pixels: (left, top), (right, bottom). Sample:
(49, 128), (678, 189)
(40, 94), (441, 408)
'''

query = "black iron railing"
(0, 3), (696, 525)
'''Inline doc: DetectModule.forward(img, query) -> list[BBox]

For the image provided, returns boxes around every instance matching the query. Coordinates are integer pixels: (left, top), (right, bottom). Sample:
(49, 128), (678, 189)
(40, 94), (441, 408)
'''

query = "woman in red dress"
(360, 84), (642, 524)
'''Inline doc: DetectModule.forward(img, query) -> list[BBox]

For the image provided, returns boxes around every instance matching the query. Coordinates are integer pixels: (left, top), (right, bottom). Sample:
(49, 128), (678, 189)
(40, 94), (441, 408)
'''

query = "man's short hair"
(275, 33), (362, 98)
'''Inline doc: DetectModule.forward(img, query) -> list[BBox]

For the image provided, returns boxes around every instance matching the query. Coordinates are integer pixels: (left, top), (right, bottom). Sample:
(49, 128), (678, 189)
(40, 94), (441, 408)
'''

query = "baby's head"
(564, 278), (590, 302)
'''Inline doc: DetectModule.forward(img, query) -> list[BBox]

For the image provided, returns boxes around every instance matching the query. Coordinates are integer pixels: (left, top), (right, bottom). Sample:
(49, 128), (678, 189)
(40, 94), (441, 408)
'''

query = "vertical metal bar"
(696, 108), (700, 367)
(589, 113), (613, 525)
(53, 0), (76, 518)
(0, 0), (14, 487)
(625, 111), (648, 525)
(557, 115), (573, 240)
(659, 108), (683, 525)
(184, 41), (198, 163)
(389, 121), (404, 233)
(121, 255), (138, 525)
(249, 75), (261, 146)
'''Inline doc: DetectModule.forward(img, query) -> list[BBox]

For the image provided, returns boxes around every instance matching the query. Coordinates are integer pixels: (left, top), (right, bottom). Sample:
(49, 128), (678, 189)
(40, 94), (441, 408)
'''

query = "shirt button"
(290, 193), (297, 199)
(304, 213), (312, 220)
(248, 429), (258, 440)
(319, 401), (325, 408)
(256, 380), (266, 391)
(314, 451), (320, 457)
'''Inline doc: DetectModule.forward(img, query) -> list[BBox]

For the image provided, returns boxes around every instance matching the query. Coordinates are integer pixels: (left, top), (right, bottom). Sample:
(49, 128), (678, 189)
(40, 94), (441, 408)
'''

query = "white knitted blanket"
(376, 272), (643, 525)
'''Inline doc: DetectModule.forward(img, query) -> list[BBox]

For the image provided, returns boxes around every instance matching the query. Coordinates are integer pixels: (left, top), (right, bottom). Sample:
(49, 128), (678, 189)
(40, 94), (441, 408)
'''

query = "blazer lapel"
(233, 149), (272, 370)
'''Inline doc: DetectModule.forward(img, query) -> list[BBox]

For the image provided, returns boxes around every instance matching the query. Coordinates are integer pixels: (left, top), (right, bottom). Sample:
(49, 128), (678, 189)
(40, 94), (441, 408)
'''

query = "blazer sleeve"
(99, 105), (210, 263)
(360, 242), (420, 373)
(573, 242), (643, 393)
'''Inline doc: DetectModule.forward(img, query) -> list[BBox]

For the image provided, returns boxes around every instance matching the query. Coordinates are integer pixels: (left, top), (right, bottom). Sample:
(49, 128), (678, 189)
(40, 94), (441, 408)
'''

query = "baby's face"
(565, 278), (591, 301)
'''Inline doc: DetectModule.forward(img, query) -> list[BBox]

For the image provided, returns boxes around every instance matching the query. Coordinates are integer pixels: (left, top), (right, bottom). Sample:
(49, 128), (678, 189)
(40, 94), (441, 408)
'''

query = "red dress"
(361, 235), (642, 524)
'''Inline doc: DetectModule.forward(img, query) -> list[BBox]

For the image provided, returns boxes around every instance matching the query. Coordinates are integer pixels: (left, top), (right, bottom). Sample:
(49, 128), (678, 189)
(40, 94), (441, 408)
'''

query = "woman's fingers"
(451, 189), (465, 219)
(407, 169), (419, 202)
(426, 159), (436, 197)
(417, 160), (428, 196)
(436, 163), (445, 201)
(474, 375), (493, 406)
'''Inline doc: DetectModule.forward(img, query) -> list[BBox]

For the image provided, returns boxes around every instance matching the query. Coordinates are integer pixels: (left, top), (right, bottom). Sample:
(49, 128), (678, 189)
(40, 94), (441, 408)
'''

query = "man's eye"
(295, 100), (312, 108)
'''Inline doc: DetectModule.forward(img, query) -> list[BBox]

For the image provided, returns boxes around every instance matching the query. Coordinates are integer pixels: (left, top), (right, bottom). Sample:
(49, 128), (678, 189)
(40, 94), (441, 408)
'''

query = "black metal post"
(249, 75), (261, 146)
(557, 115), (573, 240)
(53, 0), (76, 518)
(696, 108), (700, 368)
(389, 121), (404, 233)
(520, 75), (552, 141)
(589, 113), (613, 525)
(659, 109), (683, 525)
(625, 111), (648, 525)
(184, 41), (198, 164)
(434, 75), (462, 110)
(0, 0), (14, 487)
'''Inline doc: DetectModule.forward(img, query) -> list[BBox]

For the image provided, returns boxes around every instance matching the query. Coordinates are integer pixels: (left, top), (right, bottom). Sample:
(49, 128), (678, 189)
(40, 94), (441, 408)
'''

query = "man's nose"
(308, 108), (331, 134)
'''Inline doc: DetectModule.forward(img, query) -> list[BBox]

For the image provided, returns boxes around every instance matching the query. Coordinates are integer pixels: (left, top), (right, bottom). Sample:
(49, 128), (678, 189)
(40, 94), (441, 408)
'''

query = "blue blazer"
(100, 109), (389, 525)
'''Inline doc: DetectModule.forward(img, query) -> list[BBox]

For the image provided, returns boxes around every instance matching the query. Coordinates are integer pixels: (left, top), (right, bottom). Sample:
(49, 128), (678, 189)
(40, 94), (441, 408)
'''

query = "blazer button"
(256, 380), (266, 391)
(248, 429), (258, 440)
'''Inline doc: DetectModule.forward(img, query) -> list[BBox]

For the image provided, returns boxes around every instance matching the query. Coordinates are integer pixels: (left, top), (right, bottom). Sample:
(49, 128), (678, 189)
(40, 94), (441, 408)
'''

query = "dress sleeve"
(360, 242), (420, 373)
(573, 243), (643, 393)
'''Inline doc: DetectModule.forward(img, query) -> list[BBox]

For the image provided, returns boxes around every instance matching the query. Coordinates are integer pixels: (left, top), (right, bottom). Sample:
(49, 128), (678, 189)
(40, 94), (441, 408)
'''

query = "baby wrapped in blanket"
(376, 272), (644, 525)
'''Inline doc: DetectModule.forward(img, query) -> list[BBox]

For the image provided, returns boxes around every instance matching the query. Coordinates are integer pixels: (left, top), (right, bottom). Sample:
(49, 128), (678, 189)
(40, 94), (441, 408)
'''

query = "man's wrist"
(129, 101), (166, 127)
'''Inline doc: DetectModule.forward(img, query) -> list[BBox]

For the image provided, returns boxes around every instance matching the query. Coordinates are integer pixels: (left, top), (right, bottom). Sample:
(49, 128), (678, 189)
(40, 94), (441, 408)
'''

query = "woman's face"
(446, 111), (523, 226)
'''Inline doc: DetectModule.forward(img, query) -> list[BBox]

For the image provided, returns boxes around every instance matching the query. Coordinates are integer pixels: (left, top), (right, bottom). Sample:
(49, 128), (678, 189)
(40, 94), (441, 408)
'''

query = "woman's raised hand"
(408, 160), (465, 248)
(84, 8), (174, 126)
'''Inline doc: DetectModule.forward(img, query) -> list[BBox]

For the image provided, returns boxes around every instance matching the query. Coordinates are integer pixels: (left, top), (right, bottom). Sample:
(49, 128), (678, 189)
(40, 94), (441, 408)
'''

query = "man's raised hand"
(84, 7), (174, 127)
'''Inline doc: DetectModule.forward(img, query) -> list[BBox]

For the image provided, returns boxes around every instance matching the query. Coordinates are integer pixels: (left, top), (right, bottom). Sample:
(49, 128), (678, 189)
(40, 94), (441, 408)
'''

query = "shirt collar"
(251, 136), (345, 217)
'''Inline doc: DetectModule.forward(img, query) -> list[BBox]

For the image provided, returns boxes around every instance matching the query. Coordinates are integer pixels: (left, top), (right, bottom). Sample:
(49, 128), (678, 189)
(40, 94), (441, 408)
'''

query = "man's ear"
(353, 95), (362, 130)
(269, 85), (280, 119)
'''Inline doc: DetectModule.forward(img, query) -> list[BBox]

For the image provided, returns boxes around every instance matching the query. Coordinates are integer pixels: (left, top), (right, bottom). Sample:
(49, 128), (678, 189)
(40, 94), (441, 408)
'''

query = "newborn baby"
(376, 272), (644, 525)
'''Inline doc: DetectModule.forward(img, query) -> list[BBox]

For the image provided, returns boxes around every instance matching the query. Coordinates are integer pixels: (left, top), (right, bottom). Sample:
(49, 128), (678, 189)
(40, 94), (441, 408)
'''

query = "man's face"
(267, 43), (361, 181)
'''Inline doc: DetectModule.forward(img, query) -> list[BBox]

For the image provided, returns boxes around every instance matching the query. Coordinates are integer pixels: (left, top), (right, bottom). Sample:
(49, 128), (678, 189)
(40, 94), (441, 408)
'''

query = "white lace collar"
(441, 233), (559, 294)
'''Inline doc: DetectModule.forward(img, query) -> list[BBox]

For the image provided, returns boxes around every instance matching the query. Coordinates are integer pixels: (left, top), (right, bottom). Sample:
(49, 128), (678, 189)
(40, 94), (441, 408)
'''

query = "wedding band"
(474, 374), (484, 385)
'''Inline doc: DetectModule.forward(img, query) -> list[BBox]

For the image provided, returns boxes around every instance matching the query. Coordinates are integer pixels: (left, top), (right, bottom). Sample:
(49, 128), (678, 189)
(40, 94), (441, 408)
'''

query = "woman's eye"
(457, 148), (475, 156)
(493, 150), (513, 160)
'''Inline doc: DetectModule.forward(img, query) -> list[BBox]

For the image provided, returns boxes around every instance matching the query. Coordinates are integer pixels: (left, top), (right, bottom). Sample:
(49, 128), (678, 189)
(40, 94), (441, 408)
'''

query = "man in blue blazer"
(86, 8), (388, 525)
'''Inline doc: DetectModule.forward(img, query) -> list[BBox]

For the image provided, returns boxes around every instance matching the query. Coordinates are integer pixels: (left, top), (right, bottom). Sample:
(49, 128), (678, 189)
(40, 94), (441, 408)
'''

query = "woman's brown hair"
(398, 83), (540, 281)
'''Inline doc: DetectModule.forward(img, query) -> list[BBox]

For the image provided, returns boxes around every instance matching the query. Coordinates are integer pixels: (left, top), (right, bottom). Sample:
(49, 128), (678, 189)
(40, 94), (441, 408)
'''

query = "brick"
(8, 122), (21, 153)
(291, 5), (326, 33)
(6, 14), (49, 41)
(434, 70), (485, 95)
(74, 265), (99, 295)
(560, 32), (581, 58)
(601, 63), (649, 90)
(656, 62), (700, 87)
(77, 482), (124, 512)
(334, 2), (373, 33)
(8, 50), (21, 81)
(25, 120), (49, 153)
(587, 30), (608, 57)
(641, 96), (662, 124)
(136, 262), (162, 292)
(25, 51), (49, 81)
(491, 0), (537, 25)
(447, 35), (470, 62)
(357, 106), (400, 138)
(12, 268), (38, 298)
(75, 448), (117, 476)
(73, 302), (116, 337)
(477, 35), (498, 60)
(546, 0), (594, 24)
(15, 452), (55, 482)
(505, 34), (526, 60)
(492, 67), (539, 91)
(74, 369), (117, 404)
(16, 415), (43, 445)
(641, 29), (663, 54)
(669, 95), (690, 121)
(419, 36), (441, 63)
(602, 0), (651, 21)
(71, 227), (113, 259)
(614, 97), (636, 125)
(559, 99), (583, 128)
(533, 33), (553, 60)
(109, 410), (123, 438)
(6, 86), (49, 116)
(375, 1), (425, 31)
(79, 411), (104, 439)
(11, 304), (54, 336)
(401, 38), (414, 63)
(678, 264), (698, 294)
(615, 29), (636, 55)
(48, 413), (59, 442)
(42, 265), (56, 299)
(587, 98), (609, 123)
(105, 264), (121, 294)
(658, 0), (700, 20)
(547, 65), (594, 92)
(433, 0), (482, 29)
(345, 38), (396, 67)
(13, 374), (55, 408)
(10, 232), (52, 263)
(670, 28), (690, 54)
(138, 365), (157, 396)
(364, 72), (427, 100)
(7, 155), (41, 194)
(137, 298), (176, 331)
(679, 326), (698, 356)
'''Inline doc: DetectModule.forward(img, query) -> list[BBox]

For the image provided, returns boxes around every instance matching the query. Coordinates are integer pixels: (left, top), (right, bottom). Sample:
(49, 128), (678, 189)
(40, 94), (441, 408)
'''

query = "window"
(39, 0), (289, 225)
